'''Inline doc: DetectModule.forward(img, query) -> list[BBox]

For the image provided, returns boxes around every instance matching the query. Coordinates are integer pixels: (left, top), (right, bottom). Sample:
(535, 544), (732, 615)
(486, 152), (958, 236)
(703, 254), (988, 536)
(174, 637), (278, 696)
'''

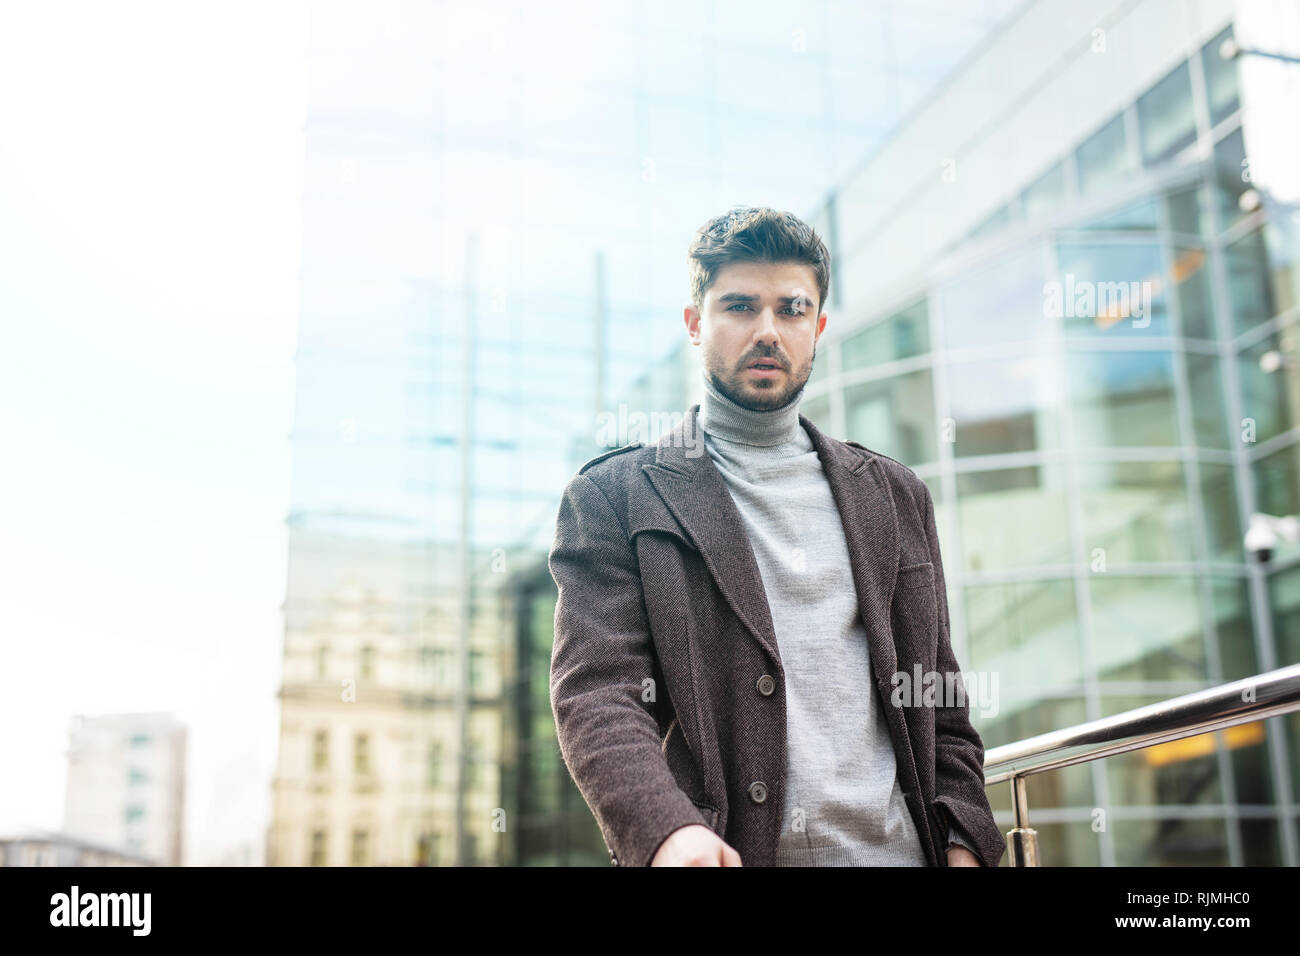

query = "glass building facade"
(270, 0), (1020, 865)
(797, 14), (1300, 865)
(549, 0), (1300, 865)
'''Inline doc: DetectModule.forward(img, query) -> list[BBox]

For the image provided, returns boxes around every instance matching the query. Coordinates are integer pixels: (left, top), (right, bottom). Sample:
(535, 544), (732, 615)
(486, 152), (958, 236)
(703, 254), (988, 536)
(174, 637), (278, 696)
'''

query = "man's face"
(685, 259), (827, 412)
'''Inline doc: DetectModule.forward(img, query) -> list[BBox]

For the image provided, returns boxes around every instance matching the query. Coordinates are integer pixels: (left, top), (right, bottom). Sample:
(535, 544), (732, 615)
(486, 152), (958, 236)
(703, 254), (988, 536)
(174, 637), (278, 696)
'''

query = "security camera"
(1245, 512), (1300, 563)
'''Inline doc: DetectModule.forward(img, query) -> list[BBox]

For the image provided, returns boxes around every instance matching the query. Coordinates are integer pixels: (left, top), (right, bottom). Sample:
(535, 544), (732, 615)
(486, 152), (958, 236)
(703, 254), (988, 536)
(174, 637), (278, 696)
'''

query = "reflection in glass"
(940, 242), (1049, 351)
(1213, 127), (1250, 233)
(1226, 226), (1297, 333)
(1021, 162), (1065, 221)
(800, 393), (830, 431)
(1054, 242), (1169, 337)
(1201, 26), (1241, 127)
(956, 464), (1071, 571)
(1069, 351), (1180, 447)
(1211, 577), (1257, 681)
(976, 697), (1092, 809)
(1136, 61), (1196, 164)
(1254, 444), (1300, 565)
(1164, 184), (1204, 238)
(1173, 246), (1213, 339)
(841, 299), (930, 369)
(1199, 464), (1244, 563)
(1238, 322), (1300, 444)
(947, 353), (1063, 458)
(965, 578), (1083, 692)
(1187, 354), (1231, 452)
(1076, 114), (1131, 196)
(1090, 576), (1206, 682)
(843, 369), (936, 465)
(1111, 816), (1228, 865)
(1077, 460), (1195, 564)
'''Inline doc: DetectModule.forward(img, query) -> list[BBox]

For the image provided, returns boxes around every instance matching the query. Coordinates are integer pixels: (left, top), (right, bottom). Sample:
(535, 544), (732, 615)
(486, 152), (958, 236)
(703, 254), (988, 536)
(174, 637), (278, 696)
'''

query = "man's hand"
(946, 845), (981, 867)
(650, 825), (743, 866)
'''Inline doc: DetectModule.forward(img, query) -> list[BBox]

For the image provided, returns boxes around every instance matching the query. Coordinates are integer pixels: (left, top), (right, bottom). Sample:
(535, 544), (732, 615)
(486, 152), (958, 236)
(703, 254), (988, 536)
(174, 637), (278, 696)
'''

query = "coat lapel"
(641, 403), (901, 681)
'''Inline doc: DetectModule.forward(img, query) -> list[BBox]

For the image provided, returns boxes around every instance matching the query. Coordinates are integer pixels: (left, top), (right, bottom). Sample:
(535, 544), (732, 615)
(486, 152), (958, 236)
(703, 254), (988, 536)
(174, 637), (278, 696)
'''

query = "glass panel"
(843, 369), (936, 465)
(977, 697), (1092, 809)
(1173, 246), (1212, 339)
(955, 464), (1071, 571)
(1077, 460), (1195, 564)
(968, 203), (1014, 241)
(1241, 818), (1281, 865)
(1253, 442), (1300, 566)
(1201, 26), (1241, 127)
(965, 578), (1084, 691)
(1226, 226), (1298, 334)
(947, 353), (1064, 457)
(1054, 242), (1169, 336)
(1107, 720), (1224, 810)
(800, 393), (830, 430)
(1198, 464), (1244, 563)
(1111, 816), (1228, 865)
(1164, 184), (1204, 239)
(1091, 576), (1207, 682)
(841, 298), (930, 369)
(941, 242), (1050, 350)
(1213, 127), (1250, 233)
(1136, 61), (1197, 164)
(1068, 350), (1180, 447)
(1186, 353), (1230, 447)
(1211, 577), (1257, 681)
(1076, 197), (1159, 231)
(1021, 162), (1065, 221)
(806, 341), (828, 387)
(1238, 322), (1300, 444)
(1270, 564), (1300, 668)
(1076, 114), (1131, 196)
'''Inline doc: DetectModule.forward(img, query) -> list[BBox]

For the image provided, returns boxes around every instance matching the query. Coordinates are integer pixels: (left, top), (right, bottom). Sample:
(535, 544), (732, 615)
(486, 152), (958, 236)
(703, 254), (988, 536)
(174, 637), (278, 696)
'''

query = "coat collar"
(640, 403), (902, 680)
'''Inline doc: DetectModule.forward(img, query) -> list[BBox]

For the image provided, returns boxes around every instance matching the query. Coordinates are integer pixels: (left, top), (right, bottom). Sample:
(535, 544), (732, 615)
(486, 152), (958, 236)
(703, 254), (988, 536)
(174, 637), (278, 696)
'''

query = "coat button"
(756, 674), (775, 696)
(748, 781), (768, 803)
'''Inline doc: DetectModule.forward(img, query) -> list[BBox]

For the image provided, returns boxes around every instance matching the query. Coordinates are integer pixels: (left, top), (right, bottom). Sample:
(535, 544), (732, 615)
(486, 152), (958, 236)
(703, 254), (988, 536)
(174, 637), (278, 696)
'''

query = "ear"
(684, 303), (703, 343)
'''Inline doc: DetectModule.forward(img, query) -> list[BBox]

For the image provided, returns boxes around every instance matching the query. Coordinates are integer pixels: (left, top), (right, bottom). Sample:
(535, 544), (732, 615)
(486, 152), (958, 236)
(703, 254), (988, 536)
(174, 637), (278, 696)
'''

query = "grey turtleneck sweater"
(696, 369), (974, 865)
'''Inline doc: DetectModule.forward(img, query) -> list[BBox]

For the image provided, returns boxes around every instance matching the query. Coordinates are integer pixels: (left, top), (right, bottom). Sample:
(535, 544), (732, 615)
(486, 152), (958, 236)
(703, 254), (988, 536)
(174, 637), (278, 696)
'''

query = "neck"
(697, 368), (802, 446)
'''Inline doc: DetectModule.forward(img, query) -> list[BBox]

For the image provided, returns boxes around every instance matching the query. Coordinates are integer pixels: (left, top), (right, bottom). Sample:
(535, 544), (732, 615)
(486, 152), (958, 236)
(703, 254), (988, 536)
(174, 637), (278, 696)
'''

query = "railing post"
(1008, 775), (1040, 867)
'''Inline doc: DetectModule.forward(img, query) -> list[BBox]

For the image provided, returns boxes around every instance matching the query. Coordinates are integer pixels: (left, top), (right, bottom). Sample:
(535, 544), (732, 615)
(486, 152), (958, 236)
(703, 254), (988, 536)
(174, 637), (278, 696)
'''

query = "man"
(548, 206), (1005, 867)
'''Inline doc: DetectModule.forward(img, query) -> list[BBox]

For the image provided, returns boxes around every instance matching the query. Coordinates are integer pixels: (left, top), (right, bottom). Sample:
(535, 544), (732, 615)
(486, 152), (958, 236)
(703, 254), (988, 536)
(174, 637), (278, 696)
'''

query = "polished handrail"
(979, 662), (1300, 865)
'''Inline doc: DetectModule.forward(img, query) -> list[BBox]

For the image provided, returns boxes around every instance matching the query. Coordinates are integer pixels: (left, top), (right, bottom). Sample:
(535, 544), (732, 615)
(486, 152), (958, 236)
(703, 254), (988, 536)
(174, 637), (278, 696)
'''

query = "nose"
(752, 306), (780, 347)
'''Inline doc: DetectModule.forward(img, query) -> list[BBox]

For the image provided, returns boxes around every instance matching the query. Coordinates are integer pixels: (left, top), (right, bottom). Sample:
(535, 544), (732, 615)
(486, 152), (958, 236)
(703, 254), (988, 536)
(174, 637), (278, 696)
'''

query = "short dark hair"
(687, 206), (831, 315)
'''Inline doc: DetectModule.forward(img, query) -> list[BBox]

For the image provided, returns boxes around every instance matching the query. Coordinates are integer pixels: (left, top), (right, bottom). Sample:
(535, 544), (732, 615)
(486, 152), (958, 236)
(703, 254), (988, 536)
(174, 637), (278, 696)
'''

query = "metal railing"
(982, 662), (1300, 866)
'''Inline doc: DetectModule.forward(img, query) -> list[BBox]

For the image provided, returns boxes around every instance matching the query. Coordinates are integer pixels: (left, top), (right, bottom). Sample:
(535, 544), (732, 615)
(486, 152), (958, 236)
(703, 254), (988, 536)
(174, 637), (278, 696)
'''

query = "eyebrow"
(716, 292), (812, 305)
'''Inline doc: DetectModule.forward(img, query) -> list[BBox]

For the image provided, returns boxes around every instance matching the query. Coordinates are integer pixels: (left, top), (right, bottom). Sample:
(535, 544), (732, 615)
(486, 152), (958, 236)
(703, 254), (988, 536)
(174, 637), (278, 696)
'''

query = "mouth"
(746, 359), (783, 376)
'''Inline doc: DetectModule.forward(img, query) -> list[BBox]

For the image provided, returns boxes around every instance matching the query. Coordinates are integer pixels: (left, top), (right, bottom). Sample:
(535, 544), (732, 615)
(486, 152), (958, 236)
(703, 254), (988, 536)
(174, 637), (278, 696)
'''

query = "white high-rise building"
(63, 712), (187, 866)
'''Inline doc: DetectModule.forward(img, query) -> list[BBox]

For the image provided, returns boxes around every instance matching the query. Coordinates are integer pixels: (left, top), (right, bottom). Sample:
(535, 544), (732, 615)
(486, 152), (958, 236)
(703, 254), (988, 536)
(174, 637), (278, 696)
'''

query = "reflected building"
(273, 1), (1020, 866)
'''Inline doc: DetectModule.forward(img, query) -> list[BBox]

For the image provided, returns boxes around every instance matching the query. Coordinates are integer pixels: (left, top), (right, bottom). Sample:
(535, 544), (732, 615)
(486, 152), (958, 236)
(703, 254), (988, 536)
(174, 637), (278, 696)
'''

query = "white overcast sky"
(0, 1), (308, 863)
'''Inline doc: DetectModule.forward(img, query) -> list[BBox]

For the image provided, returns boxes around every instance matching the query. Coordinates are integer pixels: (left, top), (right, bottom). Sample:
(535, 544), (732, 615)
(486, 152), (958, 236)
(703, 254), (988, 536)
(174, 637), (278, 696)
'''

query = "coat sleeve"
(918, 478), (1008, 868)
(548, 471), (710, 867)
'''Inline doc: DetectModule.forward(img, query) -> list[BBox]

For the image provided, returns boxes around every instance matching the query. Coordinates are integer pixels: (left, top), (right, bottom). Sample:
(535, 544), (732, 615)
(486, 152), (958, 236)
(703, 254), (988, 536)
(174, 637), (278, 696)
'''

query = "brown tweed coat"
(548, 403), (1006, 867)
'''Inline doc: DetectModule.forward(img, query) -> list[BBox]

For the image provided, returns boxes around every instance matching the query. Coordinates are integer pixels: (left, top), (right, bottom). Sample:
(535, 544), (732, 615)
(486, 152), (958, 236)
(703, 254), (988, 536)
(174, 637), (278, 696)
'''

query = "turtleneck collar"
(697, 368), (803, 447)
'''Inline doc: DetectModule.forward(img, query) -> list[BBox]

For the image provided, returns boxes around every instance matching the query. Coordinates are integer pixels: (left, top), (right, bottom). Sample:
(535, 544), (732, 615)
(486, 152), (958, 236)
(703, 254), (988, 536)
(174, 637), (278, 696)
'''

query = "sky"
(0, 1), (309, 864)
(0, 0), (1020, 865)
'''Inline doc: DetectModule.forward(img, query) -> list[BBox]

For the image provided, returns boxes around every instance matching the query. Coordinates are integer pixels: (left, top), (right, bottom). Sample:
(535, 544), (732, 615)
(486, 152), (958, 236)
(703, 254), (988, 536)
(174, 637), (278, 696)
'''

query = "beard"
(706, 345), (815, 413)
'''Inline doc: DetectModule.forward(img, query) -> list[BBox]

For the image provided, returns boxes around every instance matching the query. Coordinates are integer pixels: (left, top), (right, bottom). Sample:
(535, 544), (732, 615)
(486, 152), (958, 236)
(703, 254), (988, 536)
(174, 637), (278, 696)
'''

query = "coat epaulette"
(578, 442), (645, 475)
(844, 439), (915, 476)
